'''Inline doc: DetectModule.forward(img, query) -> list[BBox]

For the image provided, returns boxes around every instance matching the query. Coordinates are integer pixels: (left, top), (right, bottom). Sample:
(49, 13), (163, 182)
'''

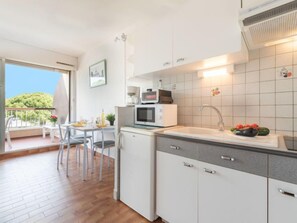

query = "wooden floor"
(0, 149), (163, 223)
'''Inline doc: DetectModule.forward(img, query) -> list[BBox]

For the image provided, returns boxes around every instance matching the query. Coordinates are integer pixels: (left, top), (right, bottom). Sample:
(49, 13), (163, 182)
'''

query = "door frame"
(1, 60), (74, 153)
(0, 58), (5, 153)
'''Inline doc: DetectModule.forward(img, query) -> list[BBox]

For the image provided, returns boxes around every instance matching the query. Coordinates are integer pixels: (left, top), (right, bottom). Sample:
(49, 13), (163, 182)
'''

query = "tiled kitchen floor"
(0, 150), (162, 223)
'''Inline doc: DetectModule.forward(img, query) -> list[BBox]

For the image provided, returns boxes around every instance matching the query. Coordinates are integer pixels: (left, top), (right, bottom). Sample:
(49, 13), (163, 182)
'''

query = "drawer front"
(269, 155), (297, 185)
(198, 144), (268, 177)
(156, 136), (198, 160)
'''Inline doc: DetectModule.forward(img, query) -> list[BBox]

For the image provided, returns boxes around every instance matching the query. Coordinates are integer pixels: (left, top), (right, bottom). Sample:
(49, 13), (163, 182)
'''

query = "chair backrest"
(100, 128), (115, 141)
(59, 116), (67, 124)
(5, 116), (14, 131)
(58, 124), (68, 142)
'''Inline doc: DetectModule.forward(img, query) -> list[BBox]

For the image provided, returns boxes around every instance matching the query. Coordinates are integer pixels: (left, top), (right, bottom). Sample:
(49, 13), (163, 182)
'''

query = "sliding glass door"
(3, 61), (71, 152)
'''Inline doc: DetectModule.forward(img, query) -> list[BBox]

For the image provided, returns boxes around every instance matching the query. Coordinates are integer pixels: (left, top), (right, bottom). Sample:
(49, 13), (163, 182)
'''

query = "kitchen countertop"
(155, 127), (297, 158)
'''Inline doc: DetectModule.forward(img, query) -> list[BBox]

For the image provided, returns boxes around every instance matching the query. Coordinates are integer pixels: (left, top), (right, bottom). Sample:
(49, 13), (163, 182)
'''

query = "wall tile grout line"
(154, 41), (297, 136)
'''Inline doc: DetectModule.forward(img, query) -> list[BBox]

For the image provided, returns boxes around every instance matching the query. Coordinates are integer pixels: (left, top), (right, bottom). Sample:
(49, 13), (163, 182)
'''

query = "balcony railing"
(5, 107), (56, 128)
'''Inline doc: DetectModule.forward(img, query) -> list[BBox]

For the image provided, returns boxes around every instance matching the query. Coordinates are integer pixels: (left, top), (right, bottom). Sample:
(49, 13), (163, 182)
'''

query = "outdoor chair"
(5, 116), (14, 149)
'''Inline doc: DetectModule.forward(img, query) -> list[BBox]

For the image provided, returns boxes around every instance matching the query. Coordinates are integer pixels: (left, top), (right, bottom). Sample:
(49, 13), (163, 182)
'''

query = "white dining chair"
(70, 128), (93, 170)
(56, 124), (89, 177)
(93, 129), (115, 181)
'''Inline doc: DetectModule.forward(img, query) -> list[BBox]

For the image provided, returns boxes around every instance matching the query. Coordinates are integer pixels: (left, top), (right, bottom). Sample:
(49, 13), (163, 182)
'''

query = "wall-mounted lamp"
(198, 64), (234, 78)
(264, 35), (297, 47)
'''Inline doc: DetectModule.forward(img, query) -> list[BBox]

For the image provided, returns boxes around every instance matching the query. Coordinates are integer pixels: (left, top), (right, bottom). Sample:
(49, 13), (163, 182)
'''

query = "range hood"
(239, 0), (297, 49)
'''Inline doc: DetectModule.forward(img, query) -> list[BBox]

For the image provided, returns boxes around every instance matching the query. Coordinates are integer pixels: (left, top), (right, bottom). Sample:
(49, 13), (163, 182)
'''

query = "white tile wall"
(153, 41), (297, 136)
(260, 56), (275, 69)
(260, 68), (275, 81)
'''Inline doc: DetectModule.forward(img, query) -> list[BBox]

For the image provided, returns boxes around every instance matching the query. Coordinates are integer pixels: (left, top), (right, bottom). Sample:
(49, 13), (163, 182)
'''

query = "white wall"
(0, 37), (77, 70)
(76, 40), (126, 119)
(76, 40), (127, 158)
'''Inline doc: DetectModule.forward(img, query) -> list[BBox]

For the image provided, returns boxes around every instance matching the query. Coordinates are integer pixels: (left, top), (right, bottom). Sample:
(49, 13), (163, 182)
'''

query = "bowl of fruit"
(230, 124), (270, 137)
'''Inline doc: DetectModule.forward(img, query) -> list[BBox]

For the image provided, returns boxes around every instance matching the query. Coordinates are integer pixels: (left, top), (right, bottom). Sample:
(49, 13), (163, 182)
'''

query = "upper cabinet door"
(173, 0), (242, 66)
(242, 0), (267, 8)
(134, 16), (173, 76)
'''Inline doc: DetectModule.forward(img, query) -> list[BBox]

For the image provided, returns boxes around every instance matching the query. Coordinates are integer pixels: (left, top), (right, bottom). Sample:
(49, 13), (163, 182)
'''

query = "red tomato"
(244, 124), (251, 128)
(236, 124), (244, 129)
(251, 123), (259, 129)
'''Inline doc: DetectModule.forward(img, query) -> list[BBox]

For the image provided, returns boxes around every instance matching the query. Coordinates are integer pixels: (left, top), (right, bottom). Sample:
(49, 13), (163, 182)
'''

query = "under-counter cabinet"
(156, 151), (198, 223)
(156, 136), (297, 223)
(269, 179), (297, 223)
(198, 145), (268, 223)
(268, 155), (297, 223)
(156, 136), (198, 223)
(198, 162), (267, 223)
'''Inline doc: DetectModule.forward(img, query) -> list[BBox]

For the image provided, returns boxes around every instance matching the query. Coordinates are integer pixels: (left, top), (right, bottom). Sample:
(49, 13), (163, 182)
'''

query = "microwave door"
(137, 107), (155, 123)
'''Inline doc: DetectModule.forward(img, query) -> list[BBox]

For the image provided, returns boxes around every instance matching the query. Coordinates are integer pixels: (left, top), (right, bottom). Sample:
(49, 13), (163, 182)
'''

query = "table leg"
(50, 129), (54, 143)
(99, 131), (104, 181)
(42, 127), (46, 138)
(66, 127), (70, 177)
(83, 131), (88, 181)
(91, 131), (94, 173)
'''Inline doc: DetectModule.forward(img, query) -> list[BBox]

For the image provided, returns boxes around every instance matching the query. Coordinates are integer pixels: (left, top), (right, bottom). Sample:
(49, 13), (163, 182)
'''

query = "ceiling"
(0, 0), (188, 57)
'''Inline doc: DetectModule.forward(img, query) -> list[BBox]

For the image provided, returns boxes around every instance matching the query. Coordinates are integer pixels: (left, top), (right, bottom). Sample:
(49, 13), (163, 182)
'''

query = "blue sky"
(5, 64), (61, 99)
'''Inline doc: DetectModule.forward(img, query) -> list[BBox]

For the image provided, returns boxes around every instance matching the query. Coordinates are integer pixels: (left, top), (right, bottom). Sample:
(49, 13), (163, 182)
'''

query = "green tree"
(6, 92), (53, 125)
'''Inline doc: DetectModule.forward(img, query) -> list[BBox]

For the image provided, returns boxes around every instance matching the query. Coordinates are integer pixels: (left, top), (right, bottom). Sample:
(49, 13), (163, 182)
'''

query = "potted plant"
(106, 113), (115, 126)
(49, 114), (58, 126)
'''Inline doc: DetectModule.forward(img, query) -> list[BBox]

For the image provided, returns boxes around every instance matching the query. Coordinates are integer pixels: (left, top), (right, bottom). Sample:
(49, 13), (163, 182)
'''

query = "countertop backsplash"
(152, 41), (297, 137)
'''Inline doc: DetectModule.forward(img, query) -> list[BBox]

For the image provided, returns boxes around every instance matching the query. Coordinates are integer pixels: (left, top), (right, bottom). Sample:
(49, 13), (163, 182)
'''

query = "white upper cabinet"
(133, 0), (247, 77)
(173, 0), (242, 67)
(134, 16), (173, 76)
(242, 0), (268, 8)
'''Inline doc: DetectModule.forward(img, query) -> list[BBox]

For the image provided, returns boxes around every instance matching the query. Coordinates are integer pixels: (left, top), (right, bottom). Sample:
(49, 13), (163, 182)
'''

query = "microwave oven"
(135, 104), (177, 127)
(141, 89), (173, 104)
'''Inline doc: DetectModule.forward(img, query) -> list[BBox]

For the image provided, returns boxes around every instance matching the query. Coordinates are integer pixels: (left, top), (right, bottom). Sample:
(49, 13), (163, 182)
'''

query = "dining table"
(64, 124), (115, 181)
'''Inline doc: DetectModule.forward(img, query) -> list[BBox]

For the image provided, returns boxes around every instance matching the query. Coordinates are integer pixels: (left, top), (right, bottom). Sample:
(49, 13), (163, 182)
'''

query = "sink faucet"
(200, 104), (224, 131)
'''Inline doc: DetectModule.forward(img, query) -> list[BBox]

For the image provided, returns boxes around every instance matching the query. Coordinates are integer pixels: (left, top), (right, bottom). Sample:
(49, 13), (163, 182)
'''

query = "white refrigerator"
(119, 127), (157, 222)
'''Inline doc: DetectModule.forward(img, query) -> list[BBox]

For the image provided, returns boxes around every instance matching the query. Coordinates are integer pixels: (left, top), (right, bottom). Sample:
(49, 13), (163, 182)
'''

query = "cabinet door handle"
(163, 62), (170, 66)
(183, 162), (194, 168)
(221, 155), (235, 162)
(176, 58), (185, 63)
(170, 145), (180, 150)
(278, 189), (297, 198)
(204, 168), (216, 174)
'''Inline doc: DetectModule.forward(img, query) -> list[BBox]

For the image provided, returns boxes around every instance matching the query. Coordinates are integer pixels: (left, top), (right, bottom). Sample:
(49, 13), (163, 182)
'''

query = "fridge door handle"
(118, 132), (122, 149)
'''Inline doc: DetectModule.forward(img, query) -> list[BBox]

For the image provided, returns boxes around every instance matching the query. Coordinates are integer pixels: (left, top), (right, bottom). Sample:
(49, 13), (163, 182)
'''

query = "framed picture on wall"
(89, 59), (107, 88)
